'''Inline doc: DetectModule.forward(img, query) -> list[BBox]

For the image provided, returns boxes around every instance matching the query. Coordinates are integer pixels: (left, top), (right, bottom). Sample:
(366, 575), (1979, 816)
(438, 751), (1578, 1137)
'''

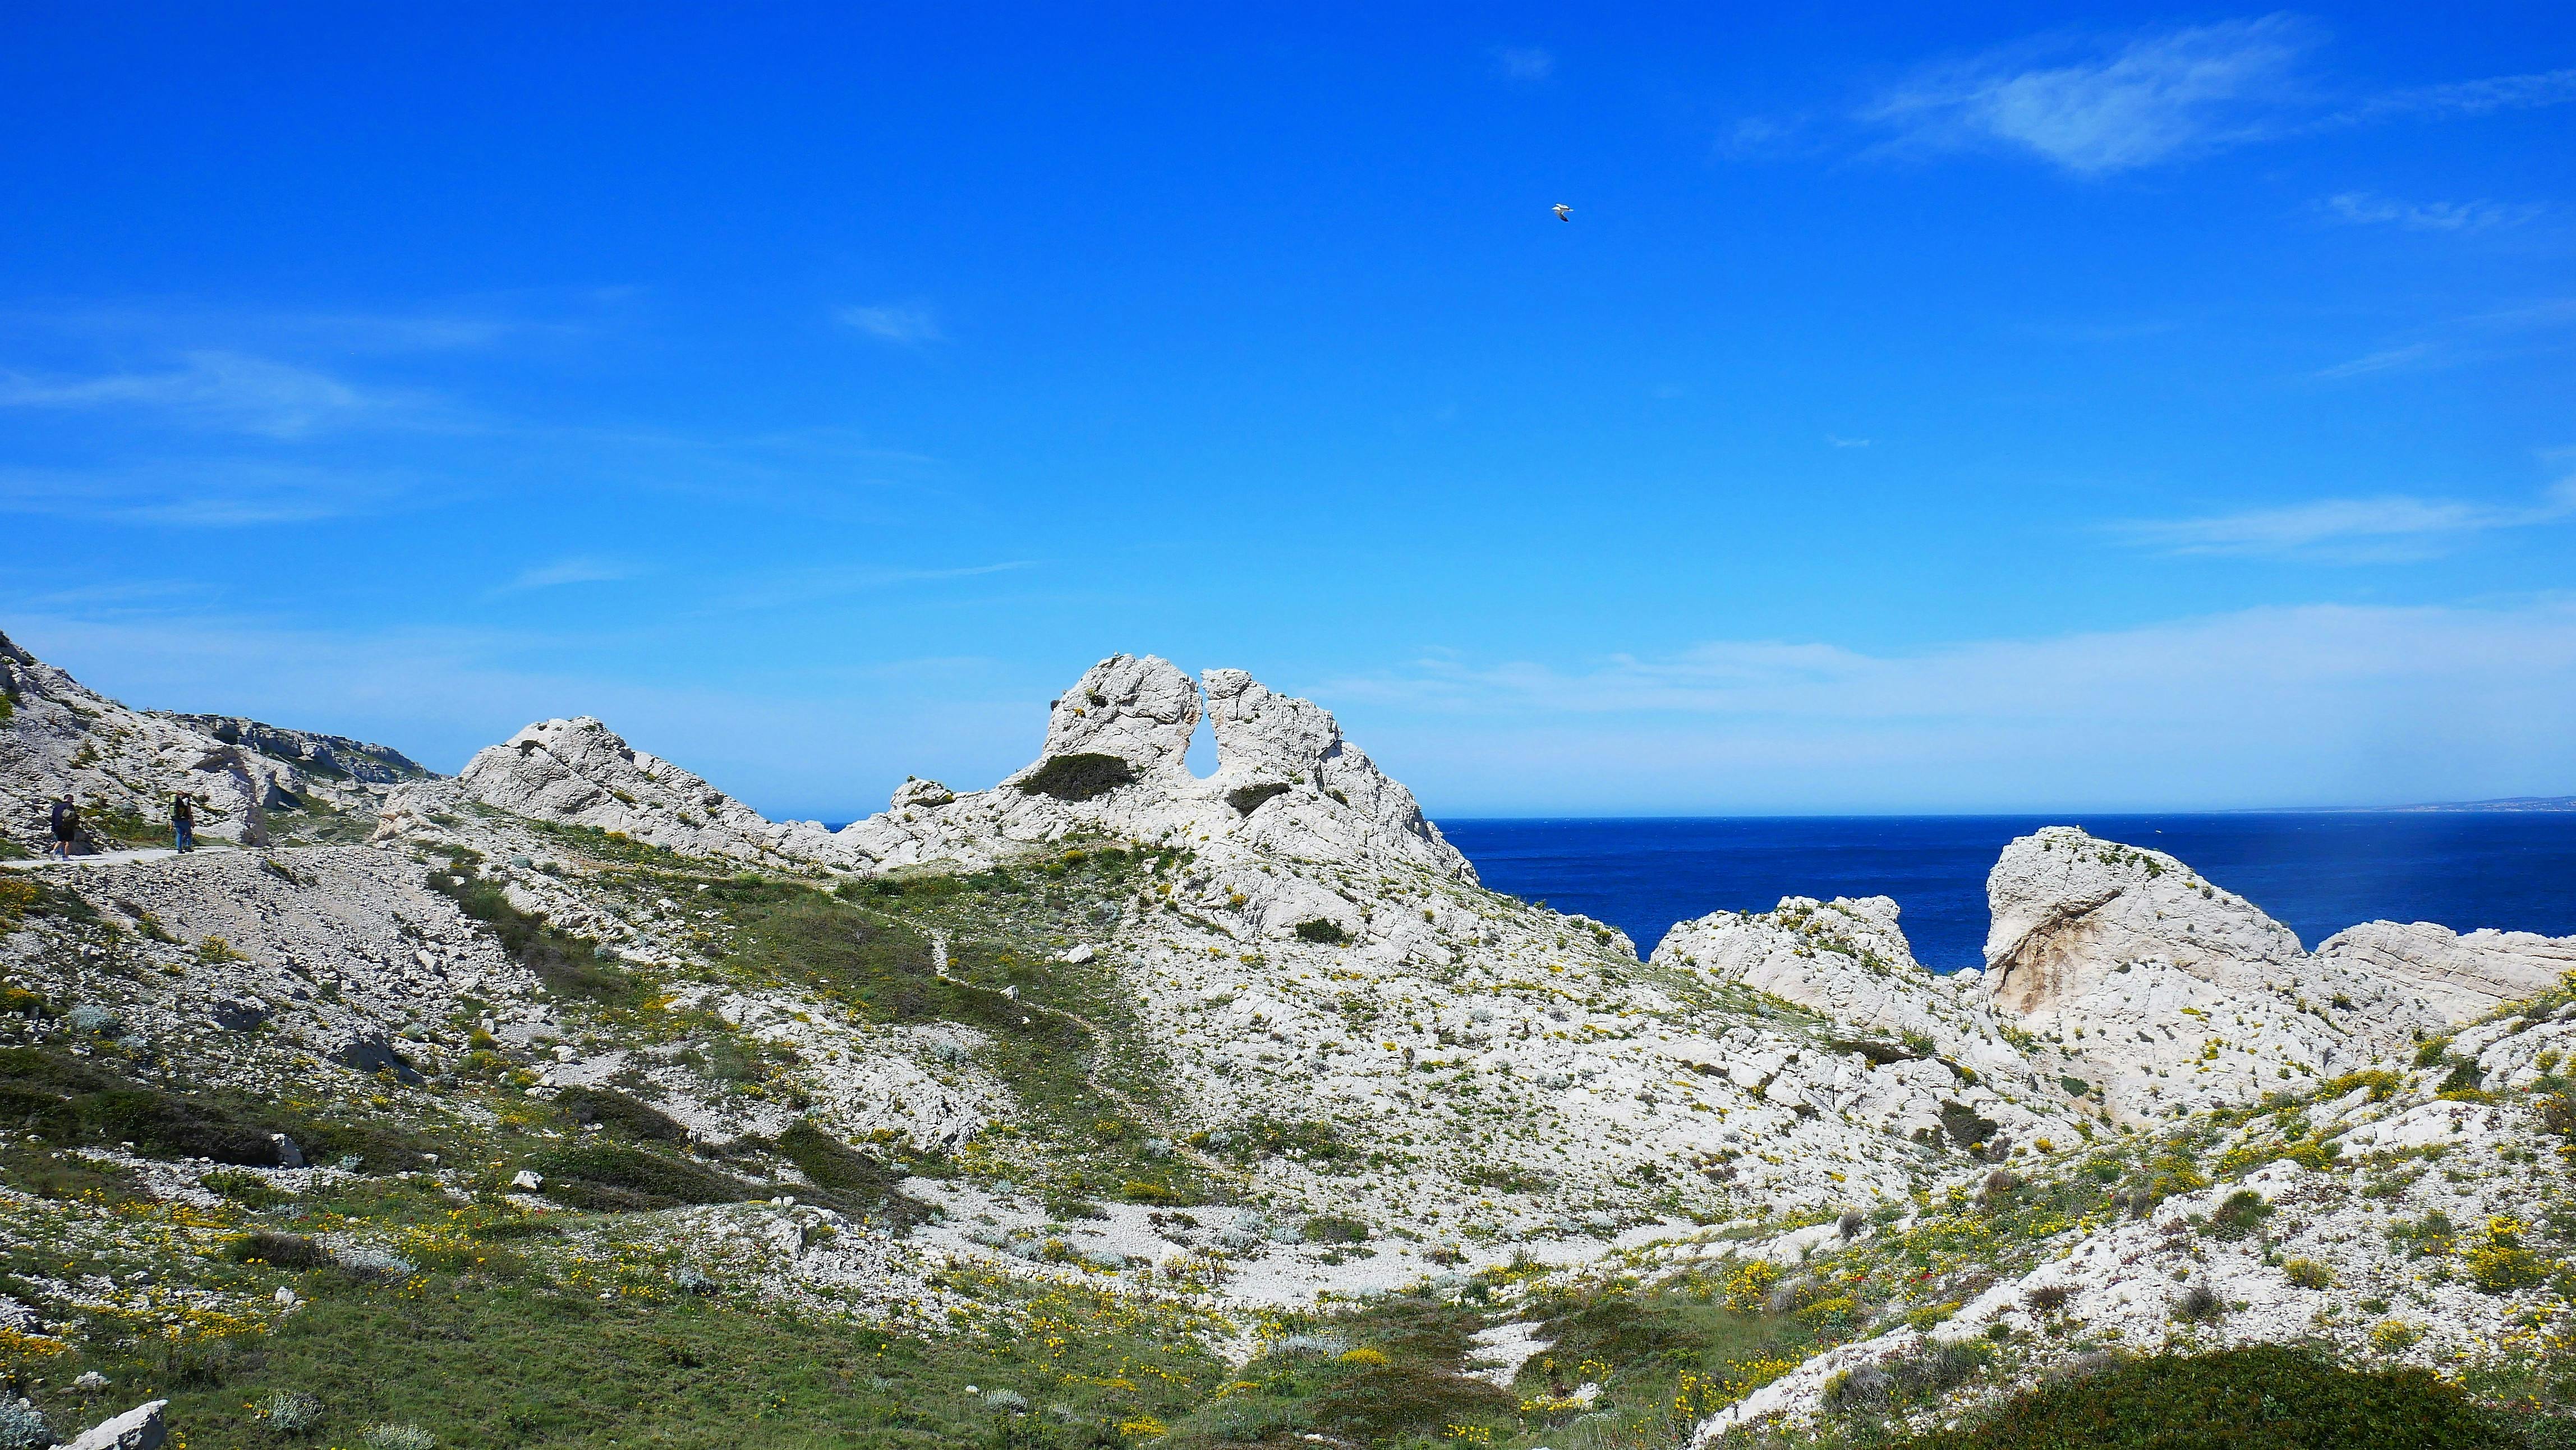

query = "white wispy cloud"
(1718, 113), (1816, 159)
(0, 462), (415, 527)
(1495, 46), (1555, 81)
(2335, 66), (2576, 122)
(496, 557), (641, 593)
(1847, 22), (2573, 176)
(2313, 342), (2441, 378)
(1319, 598), (2576, 812)
(1828, 434), (1871, 448)
(2311, 296), (2576, 380)
(1860, 16), (2313, 173)
(2112, 478), (2576, 558)
(6, 292), (619, 357)
(0, 351), (419, 437)
(2324, 191), (2542, 231)
(712, 561), (1033, 612)
(836, 304), (943, 345)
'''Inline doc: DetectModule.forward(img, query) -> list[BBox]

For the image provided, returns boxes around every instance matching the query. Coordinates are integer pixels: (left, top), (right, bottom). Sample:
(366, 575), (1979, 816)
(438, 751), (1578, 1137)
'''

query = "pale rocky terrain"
(2, 636), (2571, 1447)
(1, 631), (410, 857)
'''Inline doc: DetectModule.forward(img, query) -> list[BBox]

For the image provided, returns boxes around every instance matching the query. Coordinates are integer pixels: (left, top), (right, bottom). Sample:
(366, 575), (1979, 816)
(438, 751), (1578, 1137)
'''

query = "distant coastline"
(2367, 795), (2576, 813)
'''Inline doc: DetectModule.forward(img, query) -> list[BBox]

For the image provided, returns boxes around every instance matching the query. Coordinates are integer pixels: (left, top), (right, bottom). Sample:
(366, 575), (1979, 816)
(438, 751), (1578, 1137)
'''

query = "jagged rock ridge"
(151, 712), (431, 787)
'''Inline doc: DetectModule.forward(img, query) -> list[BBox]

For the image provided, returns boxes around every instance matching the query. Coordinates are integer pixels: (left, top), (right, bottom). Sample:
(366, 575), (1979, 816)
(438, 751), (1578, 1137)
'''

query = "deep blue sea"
(1436, 814), (2576, 971)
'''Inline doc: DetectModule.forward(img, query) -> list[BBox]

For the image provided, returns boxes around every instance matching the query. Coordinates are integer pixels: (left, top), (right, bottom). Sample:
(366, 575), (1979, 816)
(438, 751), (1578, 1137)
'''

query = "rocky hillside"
(1, 637), (2569, 1449)
(1, 630), (412, 855)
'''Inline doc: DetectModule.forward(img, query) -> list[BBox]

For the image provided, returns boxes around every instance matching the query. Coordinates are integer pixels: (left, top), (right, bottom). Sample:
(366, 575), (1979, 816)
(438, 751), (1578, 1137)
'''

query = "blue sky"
(2, 4), (2572, 816)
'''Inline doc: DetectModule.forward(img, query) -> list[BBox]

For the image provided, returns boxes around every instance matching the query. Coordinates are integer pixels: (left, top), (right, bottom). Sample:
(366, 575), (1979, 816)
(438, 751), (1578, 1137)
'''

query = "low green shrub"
(1895, 1345), (2505, 1449)
(1301, 1214), (1369, 1244)
(228, 1230), (328, 1268)
(773, 1120), (926, 1225)
(2171, 1283), (2225, 1322)
(426, 861), (642, 1006)
(2209, 1189), (2274, 1241)
(203, 1168), (296, 1208)
(1016, 753), (1135, 802)
(527, 1142), (756, 1212)
(555, 1087), (686, 1142)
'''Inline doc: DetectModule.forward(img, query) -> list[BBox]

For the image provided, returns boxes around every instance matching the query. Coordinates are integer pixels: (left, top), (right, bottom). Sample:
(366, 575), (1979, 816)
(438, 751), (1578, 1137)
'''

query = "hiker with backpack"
(48, 795), (79, 860)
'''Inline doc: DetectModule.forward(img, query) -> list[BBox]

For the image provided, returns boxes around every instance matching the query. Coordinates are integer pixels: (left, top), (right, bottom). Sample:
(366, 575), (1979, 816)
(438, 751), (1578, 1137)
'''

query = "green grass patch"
(1165, 1293), (1513, 1448)
(427, 857), (645, 1006)
(27, 1267), (1218, 1449)
(772, 1120), (928, 1227)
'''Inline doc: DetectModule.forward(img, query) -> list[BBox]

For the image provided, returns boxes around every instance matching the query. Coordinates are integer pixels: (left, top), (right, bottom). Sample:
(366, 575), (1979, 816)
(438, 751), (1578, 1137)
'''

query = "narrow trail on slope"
(1030, 997), (1233, 1176)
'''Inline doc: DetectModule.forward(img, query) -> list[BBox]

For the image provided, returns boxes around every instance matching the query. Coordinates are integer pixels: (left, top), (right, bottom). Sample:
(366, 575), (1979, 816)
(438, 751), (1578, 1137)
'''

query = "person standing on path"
(171, 792), (197, 853)
(48, 795), (79, 860)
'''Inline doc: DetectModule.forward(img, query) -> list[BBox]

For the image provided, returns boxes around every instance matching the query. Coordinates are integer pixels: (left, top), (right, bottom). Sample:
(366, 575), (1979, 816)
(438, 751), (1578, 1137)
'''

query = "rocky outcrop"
(1657, 897), (2011, 1069)
(1202, 669), (1471, 879)
(1979, 827), (2478, 1118)
(0, 628), (296, 850)
(830, 654), (1476, 889)
(412, 716), (808, 865)
(153, 712), (432, 786)
(1652, 895), (2085, 1149)
(1018, 653), (1203, 778)
(2313, 921), (2576, 1024)
(1982, 828), (2308, 1017)
(390, 655), (1474, 899)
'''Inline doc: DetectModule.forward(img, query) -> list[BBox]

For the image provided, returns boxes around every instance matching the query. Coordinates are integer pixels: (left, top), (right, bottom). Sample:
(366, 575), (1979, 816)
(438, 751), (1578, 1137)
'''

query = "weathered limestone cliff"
(1976, 825), (2557, 1119)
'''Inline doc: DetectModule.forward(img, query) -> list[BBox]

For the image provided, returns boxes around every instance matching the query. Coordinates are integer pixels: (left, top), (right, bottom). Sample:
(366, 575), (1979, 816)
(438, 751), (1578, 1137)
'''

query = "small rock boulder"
(62, 1398), (167, 1450)
(329, 1034), (423, 1085)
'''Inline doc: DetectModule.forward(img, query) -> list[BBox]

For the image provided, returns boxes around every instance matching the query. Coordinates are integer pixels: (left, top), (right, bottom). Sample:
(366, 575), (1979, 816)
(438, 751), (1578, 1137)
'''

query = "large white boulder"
(1018, 653), (1203, 778)
(62, 1398), (166, 1450)
(1979, 827), (2445, 1118)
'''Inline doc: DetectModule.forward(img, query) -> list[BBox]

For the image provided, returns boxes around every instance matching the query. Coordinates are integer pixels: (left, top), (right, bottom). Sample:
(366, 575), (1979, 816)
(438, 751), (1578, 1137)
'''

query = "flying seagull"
(1552, 203), (1572, 221)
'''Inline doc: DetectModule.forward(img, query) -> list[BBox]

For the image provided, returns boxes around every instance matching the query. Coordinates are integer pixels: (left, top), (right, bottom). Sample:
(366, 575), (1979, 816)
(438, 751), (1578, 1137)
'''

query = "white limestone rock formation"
(2313, 921), (2576, 1025)
(1200, 668), (1471, 879)
(399, 716), (810, 866)
(1022, 651), (1204, 778)
(1689, 990), (2576, 1446)
(365, 651), (2105, 1220)
(0, 628), (297, 850)
(831, 653), (1475, 892)
(1652, 895), (2081, 1149)
(1979, 827), (2445, 1118)
(1656, 897), (1993, 1059)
